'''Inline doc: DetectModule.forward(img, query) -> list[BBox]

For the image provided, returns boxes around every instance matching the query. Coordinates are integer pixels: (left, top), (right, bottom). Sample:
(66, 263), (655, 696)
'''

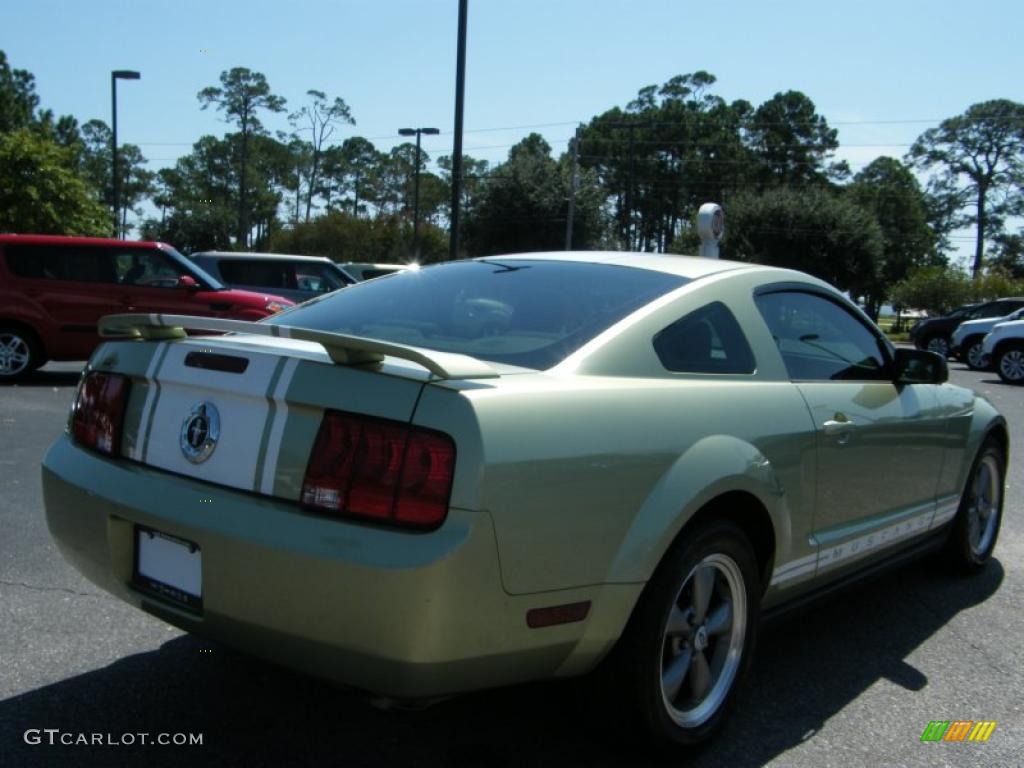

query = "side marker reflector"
(526, 601), (591, 628)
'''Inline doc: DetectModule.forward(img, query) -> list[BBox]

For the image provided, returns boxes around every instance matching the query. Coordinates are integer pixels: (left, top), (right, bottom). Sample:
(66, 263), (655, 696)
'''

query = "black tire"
(609, 518), (760, 749)
(945, 438), (1005, 574)
(924, 334), (950, 359)
(0, 325), (43, 382)
(995, 342), (1024, 384)
(963, 336), (988, 371)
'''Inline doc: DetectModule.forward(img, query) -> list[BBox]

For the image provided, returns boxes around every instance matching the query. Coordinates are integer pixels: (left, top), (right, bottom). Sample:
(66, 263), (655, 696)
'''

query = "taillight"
(301, 410), (456, 530)
(71, 372), (131, 456)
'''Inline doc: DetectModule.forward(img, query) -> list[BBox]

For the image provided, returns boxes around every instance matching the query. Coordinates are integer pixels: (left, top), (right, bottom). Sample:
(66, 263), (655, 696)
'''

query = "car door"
(113, 247), (203, 314)
(754, 289), (948, 574)
(4, 243), (124, 358)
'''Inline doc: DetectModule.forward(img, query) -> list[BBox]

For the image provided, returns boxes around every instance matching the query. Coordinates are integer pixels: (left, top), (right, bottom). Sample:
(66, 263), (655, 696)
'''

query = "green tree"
(721, 187), (883, 299)
(269, 210), (445, 264)
(581, 72), (754, 251)
(289, 90), (355, 222)
(320, 136), (384, 216)
(989, 232), (1024, 278)
(0, 128), (108, 235)
(848, 157), (938, 317)
(890, 266), (975, 315)
(198, 68), (286, 247)
(0, 50), (38, 133)
(77, 119), (153, 237)
(464, 133), (604, 255)
(746, 90), (847, 186)
(907, 99), (1024, 278)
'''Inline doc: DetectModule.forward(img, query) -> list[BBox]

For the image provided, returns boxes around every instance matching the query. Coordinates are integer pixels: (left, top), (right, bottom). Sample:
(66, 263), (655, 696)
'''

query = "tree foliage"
(908, 99), (1024, 277)
(269, 211), (445, 264)
(463, 133), (604, 255)
(198, 68), (286, 246)
(848, 156), (938, 316)
(0, 128), (108, 235)
(721, 187), (883, 300)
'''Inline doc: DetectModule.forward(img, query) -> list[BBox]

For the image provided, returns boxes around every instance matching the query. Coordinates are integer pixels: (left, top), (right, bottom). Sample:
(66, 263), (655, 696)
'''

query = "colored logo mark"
(920, 721), (997, 742)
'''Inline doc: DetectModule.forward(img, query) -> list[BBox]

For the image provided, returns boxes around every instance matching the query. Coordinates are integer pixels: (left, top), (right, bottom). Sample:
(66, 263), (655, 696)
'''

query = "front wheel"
(925, 334), (950, 358)
(995, 343), (1024, 384)
(965, 337), (988, 370)
(612, 519), (759, 748)
(945, 439), (1005, 573)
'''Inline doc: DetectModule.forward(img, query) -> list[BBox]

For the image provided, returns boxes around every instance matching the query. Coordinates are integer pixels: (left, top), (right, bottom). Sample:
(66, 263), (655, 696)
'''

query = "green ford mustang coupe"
(42, 252), (1007, 748)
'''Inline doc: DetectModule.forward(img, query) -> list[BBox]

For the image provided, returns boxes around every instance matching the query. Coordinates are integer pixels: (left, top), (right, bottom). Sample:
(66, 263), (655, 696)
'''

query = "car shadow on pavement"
(0, 557), (1004, 768)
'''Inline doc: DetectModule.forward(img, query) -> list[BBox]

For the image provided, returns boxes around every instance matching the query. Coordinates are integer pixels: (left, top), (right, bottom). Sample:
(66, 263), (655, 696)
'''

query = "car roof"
(0, 233), (167, 248)
(474, 251), (759, 280)
(192, 251), (334, 263)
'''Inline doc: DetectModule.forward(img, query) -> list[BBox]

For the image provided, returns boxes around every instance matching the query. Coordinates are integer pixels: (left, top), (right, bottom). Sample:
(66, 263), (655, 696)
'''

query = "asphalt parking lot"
(1, 361), (1021, 768)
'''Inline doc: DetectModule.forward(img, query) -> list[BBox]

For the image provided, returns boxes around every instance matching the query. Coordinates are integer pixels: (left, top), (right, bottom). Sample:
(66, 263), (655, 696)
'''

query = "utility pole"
(449, 0), (468, 261)
(565, 125), (581, 250)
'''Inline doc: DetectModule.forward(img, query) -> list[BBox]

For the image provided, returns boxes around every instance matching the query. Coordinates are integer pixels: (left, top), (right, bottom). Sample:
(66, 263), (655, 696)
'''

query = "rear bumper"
(41, 435), (639, 698)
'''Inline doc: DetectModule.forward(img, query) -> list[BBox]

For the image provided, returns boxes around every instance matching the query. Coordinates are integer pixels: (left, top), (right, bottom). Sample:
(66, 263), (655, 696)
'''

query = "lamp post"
(398, 126), (439, 259)
(111, 70), (140, 239)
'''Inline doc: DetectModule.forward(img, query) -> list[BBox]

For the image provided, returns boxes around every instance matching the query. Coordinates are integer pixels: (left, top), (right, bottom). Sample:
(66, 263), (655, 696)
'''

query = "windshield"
(267, 259), (687, 370)
(162, 245), (224, 290)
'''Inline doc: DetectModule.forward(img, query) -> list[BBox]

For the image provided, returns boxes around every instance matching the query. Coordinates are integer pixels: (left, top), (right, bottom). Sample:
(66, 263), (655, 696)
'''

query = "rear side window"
(654, 302), (755, 374)
(4, 244), (119, 283)
(267, 259), (688, 370)
(218, 259), (297, 290)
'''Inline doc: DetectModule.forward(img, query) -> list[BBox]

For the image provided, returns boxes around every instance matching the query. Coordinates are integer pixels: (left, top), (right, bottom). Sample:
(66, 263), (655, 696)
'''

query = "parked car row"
(910, 296), (1024, 384)
(0, 234), (413, 381)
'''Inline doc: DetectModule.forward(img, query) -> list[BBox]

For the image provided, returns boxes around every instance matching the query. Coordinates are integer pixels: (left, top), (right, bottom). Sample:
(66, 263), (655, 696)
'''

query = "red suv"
(0, 235), (294, 380)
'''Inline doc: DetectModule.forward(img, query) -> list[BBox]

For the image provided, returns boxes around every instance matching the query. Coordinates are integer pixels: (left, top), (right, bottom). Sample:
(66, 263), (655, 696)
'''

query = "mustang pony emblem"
(180, 402), (220, 464)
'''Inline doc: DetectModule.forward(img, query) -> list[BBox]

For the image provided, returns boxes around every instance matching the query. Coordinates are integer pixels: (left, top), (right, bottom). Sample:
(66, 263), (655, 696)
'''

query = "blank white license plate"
(134, 527), (202, 611)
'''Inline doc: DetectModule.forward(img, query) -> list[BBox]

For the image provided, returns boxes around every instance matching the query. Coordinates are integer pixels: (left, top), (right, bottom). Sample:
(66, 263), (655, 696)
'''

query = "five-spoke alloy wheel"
(610, 518), (759, 748)
(0, 328), (39, 381)
(946, 438), (1005, 572)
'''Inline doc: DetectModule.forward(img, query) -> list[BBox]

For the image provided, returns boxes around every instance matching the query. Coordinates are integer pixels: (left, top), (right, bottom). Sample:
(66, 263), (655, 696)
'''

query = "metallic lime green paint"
(41, 253), (1008, 699)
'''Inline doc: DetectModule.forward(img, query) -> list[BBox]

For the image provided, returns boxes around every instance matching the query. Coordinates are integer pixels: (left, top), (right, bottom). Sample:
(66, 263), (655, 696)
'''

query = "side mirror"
(177, 275), (199, 290)
(894, 347), (947, 385)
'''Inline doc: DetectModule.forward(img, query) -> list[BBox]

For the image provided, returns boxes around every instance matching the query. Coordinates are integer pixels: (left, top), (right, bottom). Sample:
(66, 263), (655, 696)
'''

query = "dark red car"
(0, 235), (294, 380)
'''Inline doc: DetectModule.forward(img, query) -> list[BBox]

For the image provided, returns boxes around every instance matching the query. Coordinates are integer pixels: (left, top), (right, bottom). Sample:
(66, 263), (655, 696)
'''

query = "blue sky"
(4, 0), (1023, 257)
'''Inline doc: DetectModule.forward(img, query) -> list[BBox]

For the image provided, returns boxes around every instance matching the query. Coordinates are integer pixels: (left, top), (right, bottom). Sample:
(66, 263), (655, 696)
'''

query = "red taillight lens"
(71, 372), (131, 456)
(301, 410), (456, 530)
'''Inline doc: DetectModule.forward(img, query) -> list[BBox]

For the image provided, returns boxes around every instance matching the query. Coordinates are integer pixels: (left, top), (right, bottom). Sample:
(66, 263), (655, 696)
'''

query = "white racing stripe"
(259, 357), (299, 495)
(140, 344), (292, 492)
(132, 342), (168, 461)
(771, 502), (953, 588)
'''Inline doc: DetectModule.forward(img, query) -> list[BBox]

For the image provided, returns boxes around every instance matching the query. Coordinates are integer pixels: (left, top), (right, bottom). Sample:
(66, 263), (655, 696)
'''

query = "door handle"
(823, 413), (855, 441)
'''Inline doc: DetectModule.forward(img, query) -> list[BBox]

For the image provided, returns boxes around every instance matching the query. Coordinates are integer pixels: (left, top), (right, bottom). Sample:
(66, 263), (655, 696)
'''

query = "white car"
(981, 319), (1024, 384)
(952, 307), (1024, 370)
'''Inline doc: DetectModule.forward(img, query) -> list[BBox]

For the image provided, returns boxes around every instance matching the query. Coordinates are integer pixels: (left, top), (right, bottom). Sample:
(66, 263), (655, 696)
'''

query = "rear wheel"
(924, 334), (950, 358)
(995, 343), (1024, 384)
(964, 337), (988, 370)
(945, 439), (1004, 573)
(611, 519), (759, 748)
(0, 326), (41, 381)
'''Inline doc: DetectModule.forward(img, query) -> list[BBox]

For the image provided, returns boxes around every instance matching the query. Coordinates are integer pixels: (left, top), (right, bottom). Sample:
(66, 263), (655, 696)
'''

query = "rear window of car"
(267, 259), (688, 370)
(5, 244), (118, 282)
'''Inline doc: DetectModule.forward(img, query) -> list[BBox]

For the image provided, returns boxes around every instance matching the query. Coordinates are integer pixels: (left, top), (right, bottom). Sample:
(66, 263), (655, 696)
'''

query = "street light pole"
(449, 0), (468, 261)
(111, 70), (140, 239)
(398, 127), (439, 260)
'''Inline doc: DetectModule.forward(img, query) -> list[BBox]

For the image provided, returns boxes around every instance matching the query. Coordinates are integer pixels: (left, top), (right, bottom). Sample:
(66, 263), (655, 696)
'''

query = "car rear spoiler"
(98, 313), (499, 380)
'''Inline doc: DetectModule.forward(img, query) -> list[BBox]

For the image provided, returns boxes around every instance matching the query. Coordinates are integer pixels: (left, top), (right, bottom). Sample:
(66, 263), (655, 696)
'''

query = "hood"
(200, 286), (294, 308)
